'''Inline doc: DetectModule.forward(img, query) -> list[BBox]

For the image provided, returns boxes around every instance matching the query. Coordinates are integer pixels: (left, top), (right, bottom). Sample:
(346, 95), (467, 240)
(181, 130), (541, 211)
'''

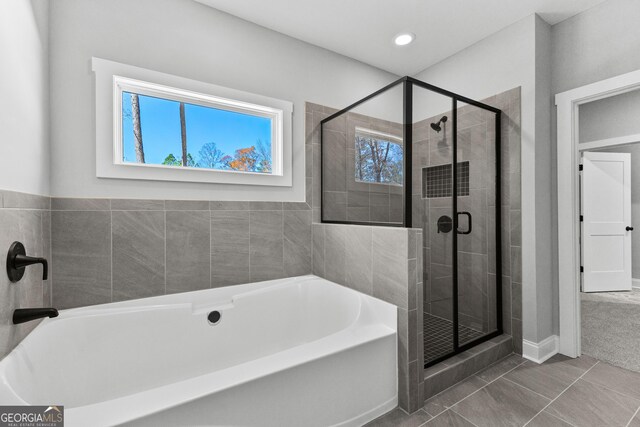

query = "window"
(121, 92), (275, 173)
(92, 58), (293, 186)
(117, 80), (279, 174)
(354, 127), (403, 185)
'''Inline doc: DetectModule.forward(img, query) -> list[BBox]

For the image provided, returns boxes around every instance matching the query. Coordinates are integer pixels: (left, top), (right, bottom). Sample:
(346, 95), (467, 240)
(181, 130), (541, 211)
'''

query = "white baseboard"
(522, 335), (559, 364)
(632, 278), (640, 289)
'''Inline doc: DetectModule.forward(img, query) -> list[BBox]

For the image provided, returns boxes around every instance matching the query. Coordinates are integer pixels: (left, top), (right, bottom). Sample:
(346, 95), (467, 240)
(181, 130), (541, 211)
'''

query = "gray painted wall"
(551, 0), (640, 336)
(533, 17), (555, 344)
(551, 0), (640, 95)
(0, 0), (50, 195)
(579, 90), (640, 143)
(48, 0), (398, 202)
(0, 0), (51, 359)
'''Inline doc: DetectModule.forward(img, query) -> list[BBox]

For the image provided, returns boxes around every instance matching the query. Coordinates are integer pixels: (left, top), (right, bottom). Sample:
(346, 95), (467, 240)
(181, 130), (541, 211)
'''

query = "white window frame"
(92, 57), (293, 186)
(354, 126), (403, 187)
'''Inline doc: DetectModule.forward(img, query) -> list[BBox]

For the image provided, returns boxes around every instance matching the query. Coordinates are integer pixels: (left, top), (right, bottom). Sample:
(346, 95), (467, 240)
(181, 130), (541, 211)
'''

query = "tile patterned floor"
(366, 353), (640, 427)
(424, 314), (485, 364)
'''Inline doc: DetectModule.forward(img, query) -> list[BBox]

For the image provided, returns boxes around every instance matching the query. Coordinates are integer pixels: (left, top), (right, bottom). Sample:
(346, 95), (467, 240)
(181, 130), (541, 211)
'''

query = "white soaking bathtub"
(0, 275), (397, 426)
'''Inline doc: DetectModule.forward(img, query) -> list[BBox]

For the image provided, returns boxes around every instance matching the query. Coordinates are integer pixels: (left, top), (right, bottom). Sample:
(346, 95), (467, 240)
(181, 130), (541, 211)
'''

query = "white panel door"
(581, 151), (632, 292)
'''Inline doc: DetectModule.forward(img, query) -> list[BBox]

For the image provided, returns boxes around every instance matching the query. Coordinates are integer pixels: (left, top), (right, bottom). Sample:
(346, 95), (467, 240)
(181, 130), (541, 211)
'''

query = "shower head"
(430, 115), (448, 133)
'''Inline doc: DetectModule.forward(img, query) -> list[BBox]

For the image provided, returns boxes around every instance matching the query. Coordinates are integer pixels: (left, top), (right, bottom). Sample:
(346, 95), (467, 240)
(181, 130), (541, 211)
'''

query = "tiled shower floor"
(424, 314), (484, 365)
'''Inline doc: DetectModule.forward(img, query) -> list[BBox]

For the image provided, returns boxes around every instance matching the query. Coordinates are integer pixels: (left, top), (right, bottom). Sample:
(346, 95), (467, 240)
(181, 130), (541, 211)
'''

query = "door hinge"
(580, 266), (584, 273)
(579, 164), (583, 171)
(580, 215), (583, 222)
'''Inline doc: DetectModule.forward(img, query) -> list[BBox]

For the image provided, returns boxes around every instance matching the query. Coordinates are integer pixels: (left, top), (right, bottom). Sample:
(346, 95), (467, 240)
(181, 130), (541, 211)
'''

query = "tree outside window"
(354, 132), (403, 185)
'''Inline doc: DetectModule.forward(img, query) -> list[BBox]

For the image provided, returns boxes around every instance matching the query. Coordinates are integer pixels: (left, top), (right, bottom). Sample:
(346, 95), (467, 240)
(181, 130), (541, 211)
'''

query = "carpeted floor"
(581, 289), (640, 373)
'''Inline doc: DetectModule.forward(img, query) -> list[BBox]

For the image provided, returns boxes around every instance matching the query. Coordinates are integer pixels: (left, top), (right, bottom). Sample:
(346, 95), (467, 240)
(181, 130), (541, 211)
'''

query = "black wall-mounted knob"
(6, 242), (48, 283)
(437, 216), (453, 233)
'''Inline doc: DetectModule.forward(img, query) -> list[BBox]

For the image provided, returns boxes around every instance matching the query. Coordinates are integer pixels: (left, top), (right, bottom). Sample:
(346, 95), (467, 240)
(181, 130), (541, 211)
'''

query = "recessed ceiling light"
(394, 33), (415, 46)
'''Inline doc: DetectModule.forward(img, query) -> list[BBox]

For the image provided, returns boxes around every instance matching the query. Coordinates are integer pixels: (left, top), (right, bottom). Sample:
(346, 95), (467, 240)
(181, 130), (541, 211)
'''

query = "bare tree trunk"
(368, 141), (379, 181)
(367, 140), (392, 182)
(381, 142), (391, 174)
(131, 94), (145, 163)
(356, 139), (365, 180)
(180, 102), (188, 166)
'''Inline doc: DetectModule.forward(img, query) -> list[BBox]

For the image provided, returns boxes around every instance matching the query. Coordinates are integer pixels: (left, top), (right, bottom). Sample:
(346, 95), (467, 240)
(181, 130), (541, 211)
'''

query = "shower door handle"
(457, 212), (472, 235)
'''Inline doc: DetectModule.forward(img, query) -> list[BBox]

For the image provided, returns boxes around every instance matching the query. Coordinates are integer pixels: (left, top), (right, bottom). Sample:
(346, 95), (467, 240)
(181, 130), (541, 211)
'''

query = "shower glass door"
(413, 85), (456, 365)
(413, 80), (502, 367)
(319, 76), (502, 369)
(455, 102), (501, 347)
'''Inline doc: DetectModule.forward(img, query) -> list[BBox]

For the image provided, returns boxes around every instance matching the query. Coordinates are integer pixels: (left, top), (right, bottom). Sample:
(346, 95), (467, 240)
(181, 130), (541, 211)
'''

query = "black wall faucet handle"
(6, 242), (48, 282)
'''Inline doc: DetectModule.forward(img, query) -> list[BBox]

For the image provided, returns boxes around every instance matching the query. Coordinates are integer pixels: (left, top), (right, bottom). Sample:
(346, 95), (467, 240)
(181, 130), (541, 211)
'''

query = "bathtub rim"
(0, 275), (398, 426)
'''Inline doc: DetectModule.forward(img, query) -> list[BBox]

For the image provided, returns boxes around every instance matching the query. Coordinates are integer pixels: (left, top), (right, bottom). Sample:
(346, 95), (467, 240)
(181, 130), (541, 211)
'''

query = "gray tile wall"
(44, 105), (320, 310)
(0, 190), (51, 359)
(51, 200), (312, 309)
(312, 223), (423, 413)
(0, 101), (319, 357)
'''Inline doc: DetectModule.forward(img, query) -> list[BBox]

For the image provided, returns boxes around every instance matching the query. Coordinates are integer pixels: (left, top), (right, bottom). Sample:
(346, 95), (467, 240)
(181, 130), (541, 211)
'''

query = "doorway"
(556, 68), (640, 359)
(580, 150), (632, 293)
(579, 142), (640, 372)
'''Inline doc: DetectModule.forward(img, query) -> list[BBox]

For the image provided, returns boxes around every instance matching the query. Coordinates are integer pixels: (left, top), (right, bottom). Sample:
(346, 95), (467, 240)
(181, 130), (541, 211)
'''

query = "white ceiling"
(195, 0), (607, 76)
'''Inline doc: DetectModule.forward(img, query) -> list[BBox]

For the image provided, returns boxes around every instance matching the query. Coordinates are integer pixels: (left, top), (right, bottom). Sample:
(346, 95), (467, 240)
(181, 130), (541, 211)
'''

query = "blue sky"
(122, 92), (272, 166)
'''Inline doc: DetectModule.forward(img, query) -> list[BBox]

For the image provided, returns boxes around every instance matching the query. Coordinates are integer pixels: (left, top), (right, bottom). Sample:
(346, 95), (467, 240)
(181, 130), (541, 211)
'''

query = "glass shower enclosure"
(321, 77), (503, 368)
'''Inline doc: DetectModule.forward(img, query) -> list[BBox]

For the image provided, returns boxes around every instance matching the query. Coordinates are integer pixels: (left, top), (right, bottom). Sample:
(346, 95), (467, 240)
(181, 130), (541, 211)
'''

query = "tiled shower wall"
(308, 102), (406, 225)
(415, 109), (494, 331)
(322, 110), (404, 224)
(0, 191), (51, 359)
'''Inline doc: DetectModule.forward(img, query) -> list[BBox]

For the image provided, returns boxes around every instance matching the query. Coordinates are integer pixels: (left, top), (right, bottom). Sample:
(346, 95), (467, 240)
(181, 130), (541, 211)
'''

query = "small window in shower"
(354, 127), (403, 185)
(422, 161), (470, 198)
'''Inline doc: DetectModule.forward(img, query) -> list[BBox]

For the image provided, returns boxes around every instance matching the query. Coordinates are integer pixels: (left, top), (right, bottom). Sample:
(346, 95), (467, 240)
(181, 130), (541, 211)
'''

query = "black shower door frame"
(320, 76), (503, 368)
